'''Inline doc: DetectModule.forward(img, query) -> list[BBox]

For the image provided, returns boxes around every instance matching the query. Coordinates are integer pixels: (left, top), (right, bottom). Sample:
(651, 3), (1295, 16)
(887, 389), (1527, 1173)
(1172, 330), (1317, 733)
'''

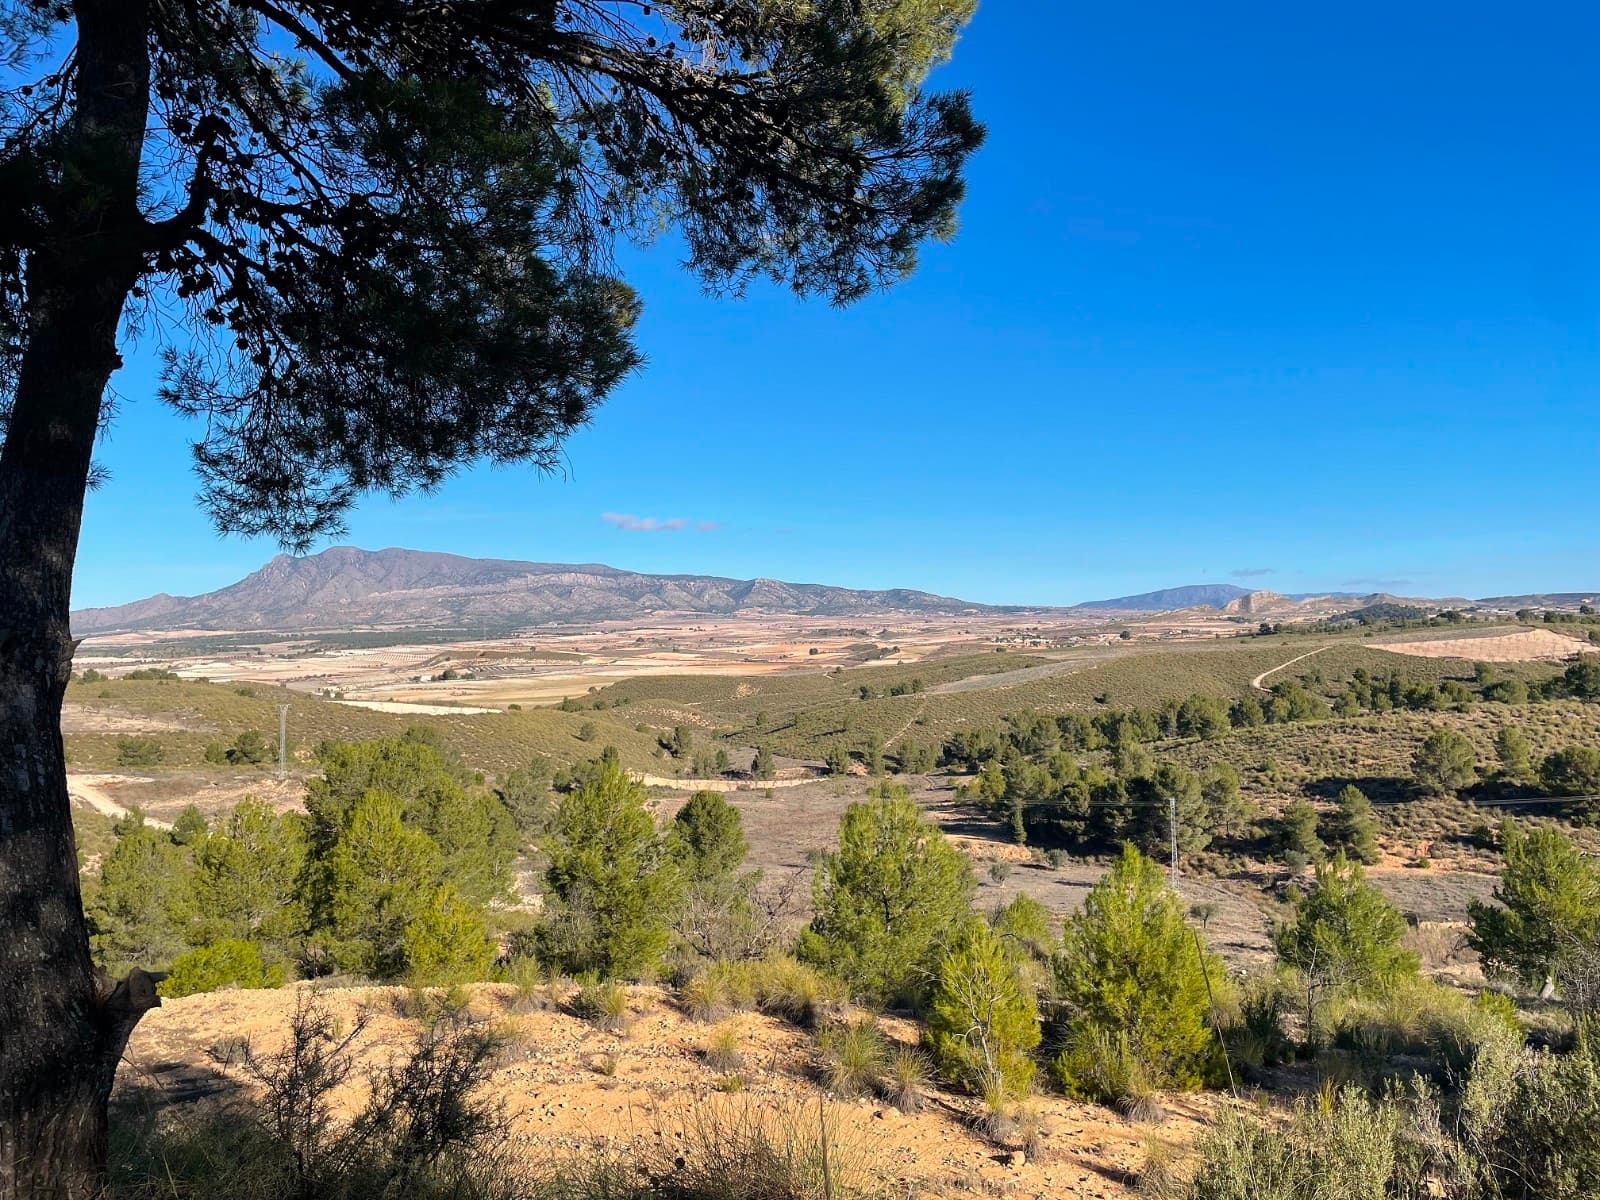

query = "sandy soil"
(61, 703), (199, 734)
(70, 769), (308, 823)
(123, 983), (1222, 1198)
(1373, 628), (1595, 663)
(67, 774), (173, 830)
(639, 772), (817, 792)
(333, 699), (502, 715)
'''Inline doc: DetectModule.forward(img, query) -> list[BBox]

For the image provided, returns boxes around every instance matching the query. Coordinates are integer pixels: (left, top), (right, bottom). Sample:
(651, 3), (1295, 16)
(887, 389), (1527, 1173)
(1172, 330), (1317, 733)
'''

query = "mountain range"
(69, 547), (1595, 634)
(70, 547), (1022, 633)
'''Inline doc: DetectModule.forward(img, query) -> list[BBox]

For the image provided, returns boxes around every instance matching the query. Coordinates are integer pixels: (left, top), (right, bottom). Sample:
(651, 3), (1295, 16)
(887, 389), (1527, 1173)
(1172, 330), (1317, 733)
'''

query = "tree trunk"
(0, 3), (155, 1196)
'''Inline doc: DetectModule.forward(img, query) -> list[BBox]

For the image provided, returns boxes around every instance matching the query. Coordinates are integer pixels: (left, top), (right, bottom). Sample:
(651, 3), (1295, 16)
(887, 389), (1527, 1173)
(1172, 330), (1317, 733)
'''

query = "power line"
(1367, 793), (1600, 809)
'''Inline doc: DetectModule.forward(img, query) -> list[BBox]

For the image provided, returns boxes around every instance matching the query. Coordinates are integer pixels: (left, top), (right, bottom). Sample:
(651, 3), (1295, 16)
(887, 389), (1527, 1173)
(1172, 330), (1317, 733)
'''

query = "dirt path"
(636, 772), (814, 793)
(883, 699), (929, 748)
(926, 649), (1125, 695)
(67, 773), (173, 830)
(1250, 644), (1332, 692)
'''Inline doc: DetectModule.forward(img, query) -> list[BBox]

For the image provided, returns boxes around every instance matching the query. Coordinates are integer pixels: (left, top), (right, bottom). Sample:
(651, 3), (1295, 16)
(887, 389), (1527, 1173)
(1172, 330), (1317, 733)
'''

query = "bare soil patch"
(123, 982), (1223, 1198)
(61, 703), (197, 734)
(1373, 628), (1594, 663)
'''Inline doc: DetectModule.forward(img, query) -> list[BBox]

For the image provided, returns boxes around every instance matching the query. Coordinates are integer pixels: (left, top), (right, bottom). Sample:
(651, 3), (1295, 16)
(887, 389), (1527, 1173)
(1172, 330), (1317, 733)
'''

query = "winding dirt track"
(67, 773), (173, 830)
(1250, 644), (1332, 692)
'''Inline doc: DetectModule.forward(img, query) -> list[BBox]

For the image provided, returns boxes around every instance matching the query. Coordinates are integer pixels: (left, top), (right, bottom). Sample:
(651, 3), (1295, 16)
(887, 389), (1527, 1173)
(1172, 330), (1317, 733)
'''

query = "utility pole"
(1168, 796), (1179, 881)
(276, 704), (289, 779)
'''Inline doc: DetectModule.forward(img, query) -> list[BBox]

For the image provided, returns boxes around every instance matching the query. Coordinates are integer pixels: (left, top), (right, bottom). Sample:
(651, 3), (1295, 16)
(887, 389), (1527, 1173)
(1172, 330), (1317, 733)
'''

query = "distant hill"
(1073, 584), (1255, 611)
(71, 546), (1026, 634)
(1477, 592), (1600, 609)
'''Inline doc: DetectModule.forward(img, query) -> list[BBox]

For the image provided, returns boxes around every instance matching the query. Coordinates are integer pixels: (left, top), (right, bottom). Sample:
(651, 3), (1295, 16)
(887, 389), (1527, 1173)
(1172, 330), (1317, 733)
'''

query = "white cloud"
(601, 512), (721, 533)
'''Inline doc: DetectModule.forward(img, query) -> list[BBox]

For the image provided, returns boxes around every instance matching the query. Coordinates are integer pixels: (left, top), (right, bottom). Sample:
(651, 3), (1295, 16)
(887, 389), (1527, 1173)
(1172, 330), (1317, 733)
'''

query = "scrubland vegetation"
(74, 624), (1600, 1197)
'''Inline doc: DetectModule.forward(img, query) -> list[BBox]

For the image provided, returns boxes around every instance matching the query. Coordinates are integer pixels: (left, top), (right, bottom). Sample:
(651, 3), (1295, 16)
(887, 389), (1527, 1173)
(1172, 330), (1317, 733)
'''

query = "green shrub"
(816, 1018), (886, 1097)
(925, 920), (1040, 1100)
(799, 781), (973, 1005)
(881, 1046), (930, 1114)
(1468, 819), (1600, 992)
(1053, 1026), (1155, 1113)
(703, 1024), (744, 1073)
(1227, 973), (1295, 1070)
(501, 954), (556, 1013)
(1052, 845), (1223, 1094)
(170, 804), (208, 847)
(228, 729), (272, 766)
(1274, 853), (1418, 1026)
(748, 956), (846, 1027)
(680, 970), (731, 1023)
(158, 939), (284, 998)
(1473, 1030), (1600, 1199)
(1322, 976), (1519, 1076)
(1174, 1086), (1420, 1200)
(1168, 1019), (1597, 1200)
(115, 735), (164, 767)
(1539, 745), (1600, 812)
(572, 977), (630, 1032)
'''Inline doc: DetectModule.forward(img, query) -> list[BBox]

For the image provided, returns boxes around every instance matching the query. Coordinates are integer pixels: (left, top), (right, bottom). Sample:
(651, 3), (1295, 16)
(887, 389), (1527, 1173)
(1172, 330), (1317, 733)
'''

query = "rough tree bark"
(0, 3), (160, 1196)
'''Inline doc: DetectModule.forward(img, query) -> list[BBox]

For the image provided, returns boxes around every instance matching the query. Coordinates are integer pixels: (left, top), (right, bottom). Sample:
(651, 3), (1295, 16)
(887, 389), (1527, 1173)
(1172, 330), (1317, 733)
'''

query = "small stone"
(1007, 1150), (1026, 1169)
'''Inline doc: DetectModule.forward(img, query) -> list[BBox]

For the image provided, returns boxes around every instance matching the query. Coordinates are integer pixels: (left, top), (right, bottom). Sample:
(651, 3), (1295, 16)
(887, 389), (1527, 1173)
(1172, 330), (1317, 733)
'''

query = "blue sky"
(73, 2), (1600, 609)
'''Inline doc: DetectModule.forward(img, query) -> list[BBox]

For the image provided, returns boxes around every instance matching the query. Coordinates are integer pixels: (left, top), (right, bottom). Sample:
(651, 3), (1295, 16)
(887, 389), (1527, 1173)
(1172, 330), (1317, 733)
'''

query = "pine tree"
(1202, 761), (1256, 839)
(0, 2), (981, 1180)
(1327, 785), (1381, 866)
(1412, 729), (1478, 796)
(541, 759), (678, 978)
(1278, 800), (1325, 864)
(1275, 853), (1418, 1011)
(188, 799), (307, 953)
(1053, 845), (1223, 1091)
(671, 791), (748, 884)
(1494, 726), (1533, 783)
(1130, 762), (1211, 860)
(1468, 820), (1600, 991)
(85, 816), (192, 976)
(800, 782), (974, 1004)
(306, 738), (515, 907)
(324, 791), (452, 980)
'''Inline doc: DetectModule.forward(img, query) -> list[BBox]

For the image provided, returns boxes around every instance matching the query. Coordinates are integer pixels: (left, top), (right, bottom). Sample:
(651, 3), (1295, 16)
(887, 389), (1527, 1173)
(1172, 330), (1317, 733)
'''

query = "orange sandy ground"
(123, 983), (1229, 1199)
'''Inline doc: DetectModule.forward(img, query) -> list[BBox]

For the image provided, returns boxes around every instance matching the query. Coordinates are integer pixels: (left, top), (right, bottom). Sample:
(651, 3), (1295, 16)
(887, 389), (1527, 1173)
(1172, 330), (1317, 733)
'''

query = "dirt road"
(1250, 644), (1331, 692)
(67, 773), (173, 830)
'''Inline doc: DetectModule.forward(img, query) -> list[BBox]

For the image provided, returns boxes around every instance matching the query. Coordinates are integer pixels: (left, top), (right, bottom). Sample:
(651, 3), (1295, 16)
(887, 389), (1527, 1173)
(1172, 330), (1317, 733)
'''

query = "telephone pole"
(276, 704), (290, 779)
(1168, 796), (1179, 881)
